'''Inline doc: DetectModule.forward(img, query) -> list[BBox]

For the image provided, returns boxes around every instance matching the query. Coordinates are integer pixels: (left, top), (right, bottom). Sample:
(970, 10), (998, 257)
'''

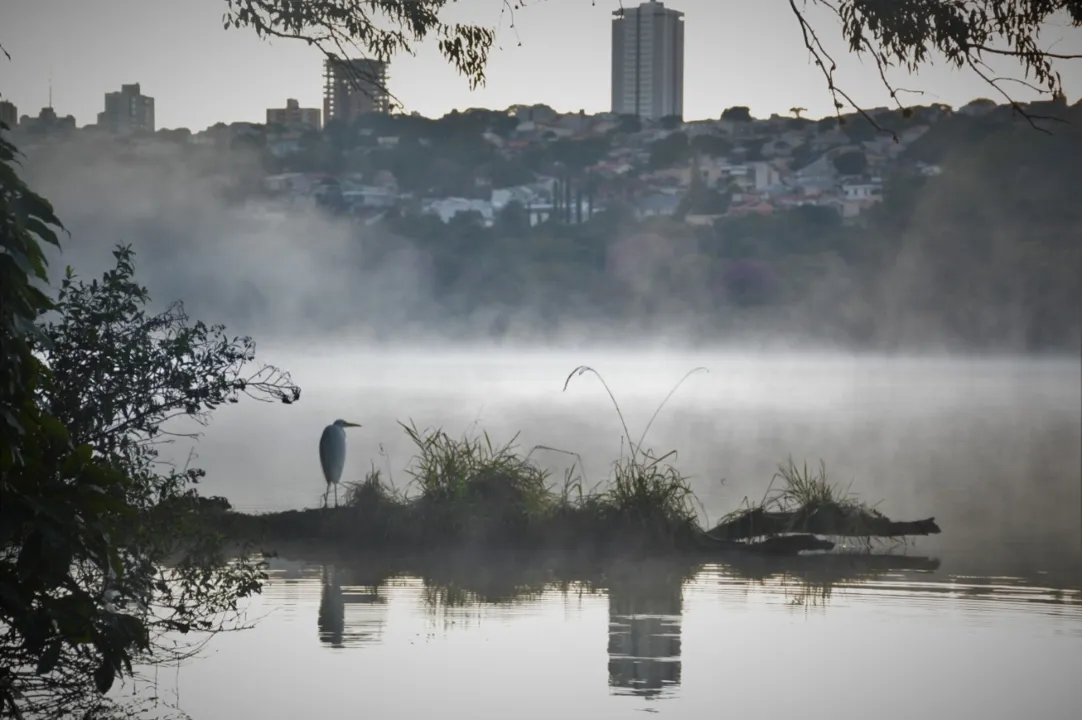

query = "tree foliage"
(1, 112), (302, 716)
(787, 0), (1082, 133)
(832, 149), (868, 176)
(648, 132), (690, 169)
(721, 106), (754, 122)
(0, 117), (120, 716)
(3, 245), (302, 718)
(222, 0), (497, 107)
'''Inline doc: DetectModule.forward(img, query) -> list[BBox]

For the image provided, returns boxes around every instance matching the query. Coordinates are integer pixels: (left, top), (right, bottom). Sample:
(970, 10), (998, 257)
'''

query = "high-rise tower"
(610, 0), (685, 121)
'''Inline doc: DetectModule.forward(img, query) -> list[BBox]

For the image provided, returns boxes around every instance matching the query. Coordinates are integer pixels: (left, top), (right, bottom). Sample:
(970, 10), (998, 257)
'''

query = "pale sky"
(2, 0), (1080, 131)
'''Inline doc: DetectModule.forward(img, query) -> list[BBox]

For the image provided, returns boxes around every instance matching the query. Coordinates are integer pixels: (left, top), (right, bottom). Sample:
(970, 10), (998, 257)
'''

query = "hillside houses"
(248, 102), (942, 224)
(12, 101), (952, 228)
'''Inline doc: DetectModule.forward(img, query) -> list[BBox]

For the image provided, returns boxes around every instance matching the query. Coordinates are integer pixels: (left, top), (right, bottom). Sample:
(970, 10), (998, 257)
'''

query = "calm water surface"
(151, 557), (1082, 720)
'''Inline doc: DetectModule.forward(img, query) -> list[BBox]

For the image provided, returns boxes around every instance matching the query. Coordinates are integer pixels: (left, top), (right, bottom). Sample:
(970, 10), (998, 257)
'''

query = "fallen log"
(706, 504), (942, 541)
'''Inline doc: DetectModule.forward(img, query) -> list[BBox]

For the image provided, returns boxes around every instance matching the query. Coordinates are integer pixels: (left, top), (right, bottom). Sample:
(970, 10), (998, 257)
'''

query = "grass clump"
(708, 456), (895, 546)
(402, 422), (553, 544)
(324, 420), (704, 555)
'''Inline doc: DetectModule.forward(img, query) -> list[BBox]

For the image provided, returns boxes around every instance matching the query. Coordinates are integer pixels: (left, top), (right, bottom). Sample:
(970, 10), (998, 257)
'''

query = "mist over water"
(21, 130), (1082, 353)
(175, 347), (1082, 581)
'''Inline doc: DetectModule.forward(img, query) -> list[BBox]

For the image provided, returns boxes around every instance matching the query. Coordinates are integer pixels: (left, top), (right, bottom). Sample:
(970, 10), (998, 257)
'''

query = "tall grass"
(328, 366), (712, 553)
(710, 456), (890, 548)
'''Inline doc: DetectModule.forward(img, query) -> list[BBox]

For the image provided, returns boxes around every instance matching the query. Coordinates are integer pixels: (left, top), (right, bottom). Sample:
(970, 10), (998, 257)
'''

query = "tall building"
(98, 83), (155, 134)
(0, 100), (17, 128)
(19, 106), (76, 133)
(322, 58), (390, 123)
(266, 98), (322, 130)
(610, 0), (685, 121)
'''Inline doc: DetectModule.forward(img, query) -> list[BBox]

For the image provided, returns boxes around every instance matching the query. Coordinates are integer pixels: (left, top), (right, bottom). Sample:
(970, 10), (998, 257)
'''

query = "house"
(262, 173), (305, 194)
(841, 182), (880, 201)
(685, 213), (725, 227)
(635, 193), (682, 219)
(422, 197), (496, 226)
(723, 161), (783, 192)
(554, 112), (591, 133)
(490, 185), (543, 210)
(792, 154), (838, 184)
(341, 185), (399, 209)
(727, 199), (775, 217)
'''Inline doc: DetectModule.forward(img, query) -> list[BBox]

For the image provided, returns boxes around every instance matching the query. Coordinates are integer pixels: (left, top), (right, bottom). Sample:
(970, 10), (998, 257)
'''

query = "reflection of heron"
(317, 564), (388, 648)
(319, 419), (361, 508)
(318, 565), (345, 647)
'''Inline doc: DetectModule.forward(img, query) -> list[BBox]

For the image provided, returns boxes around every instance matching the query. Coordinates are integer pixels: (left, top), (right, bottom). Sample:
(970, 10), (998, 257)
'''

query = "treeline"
(371, 103), (1082, 351)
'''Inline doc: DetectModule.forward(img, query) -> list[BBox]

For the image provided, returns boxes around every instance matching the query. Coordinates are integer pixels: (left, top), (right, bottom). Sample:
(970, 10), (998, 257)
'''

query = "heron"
(319, 419), (362, 508)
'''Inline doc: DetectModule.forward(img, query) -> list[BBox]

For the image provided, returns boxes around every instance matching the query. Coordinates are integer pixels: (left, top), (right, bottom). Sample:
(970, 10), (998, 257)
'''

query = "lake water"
(137, 349), (1082, 719)
(139, 555), (1082, 720)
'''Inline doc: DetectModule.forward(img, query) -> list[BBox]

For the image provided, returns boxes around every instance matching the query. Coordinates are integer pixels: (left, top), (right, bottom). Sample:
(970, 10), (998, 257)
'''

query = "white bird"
(319, 419), (362, 508)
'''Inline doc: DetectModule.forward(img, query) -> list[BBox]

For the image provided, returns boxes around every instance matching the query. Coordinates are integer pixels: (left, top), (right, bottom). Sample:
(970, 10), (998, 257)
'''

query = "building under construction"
(322, 58), (390, 123)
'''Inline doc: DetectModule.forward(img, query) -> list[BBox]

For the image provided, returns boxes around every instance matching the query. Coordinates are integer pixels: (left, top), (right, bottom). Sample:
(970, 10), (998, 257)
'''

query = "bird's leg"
(322, 489), (329, 510)
(334, 484), (338, 508)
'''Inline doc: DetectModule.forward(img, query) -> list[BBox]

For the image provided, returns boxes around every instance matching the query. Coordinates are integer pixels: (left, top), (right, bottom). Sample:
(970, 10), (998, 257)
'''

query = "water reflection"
(166, 551), (1082, 720)
(316, 564), (387, 648)
(606, 563), (686, 699)
(301, 551), (1000, 698)
(723, 552), (944, 608)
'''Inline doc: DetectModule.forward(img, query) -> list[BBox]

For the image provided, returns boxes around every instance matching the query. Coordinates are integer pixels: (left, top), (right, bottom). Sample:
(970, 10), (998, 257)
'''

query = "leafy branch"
(788, 0), (1080, 137)
(222, 0), (499, 111)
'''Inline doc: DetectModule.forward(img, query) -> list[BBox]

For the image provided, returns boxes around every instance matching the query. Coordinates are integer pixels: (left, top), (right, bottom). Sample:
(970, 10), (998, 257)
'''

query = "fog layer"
(14, 127), (1081, 581)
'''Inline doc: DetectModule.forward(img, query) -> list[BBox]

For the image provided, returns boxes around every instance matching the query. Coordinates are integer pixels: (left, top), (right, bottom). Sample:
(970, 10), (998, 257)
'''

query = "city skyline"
(3, 0), (1080, 131)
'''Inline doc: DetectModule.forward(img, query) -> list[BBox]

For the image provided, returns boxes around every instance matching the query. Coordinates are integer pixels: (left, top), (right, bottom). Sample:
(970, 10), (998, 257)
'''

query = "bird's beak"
(343, 421), (362, 427)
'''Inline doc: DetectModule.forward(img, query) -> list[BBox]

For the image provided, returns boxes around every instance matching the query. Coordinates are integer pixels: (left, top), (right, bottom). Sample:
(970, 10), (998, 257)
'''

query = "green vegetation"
(708, 458), (941, 548)
(225, 369), (941, 560)
(1, 119), (301, 718)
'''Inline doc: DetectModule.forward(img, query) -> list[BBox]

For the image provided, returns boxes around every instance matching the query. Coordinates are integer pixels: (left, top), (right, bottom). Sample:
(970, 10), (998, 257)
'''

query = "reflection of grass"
(303, 552), (942, 619)
(720, 552), (943, 610)
(223, 366), (939, 558)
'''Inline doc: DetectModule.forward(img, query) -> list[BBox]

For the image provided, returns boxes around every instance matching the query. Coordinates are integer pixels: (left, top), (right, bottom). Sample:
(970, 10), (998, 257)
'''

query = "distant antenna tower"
(48, 65), (53, 108)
